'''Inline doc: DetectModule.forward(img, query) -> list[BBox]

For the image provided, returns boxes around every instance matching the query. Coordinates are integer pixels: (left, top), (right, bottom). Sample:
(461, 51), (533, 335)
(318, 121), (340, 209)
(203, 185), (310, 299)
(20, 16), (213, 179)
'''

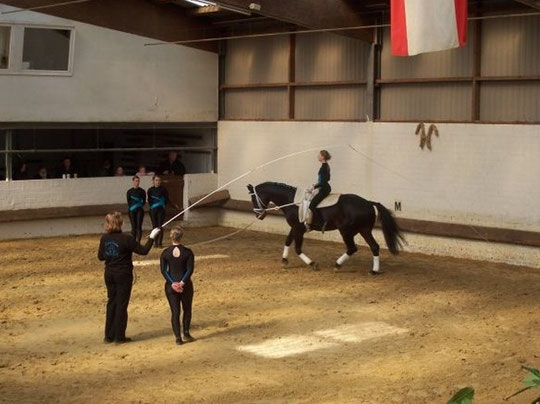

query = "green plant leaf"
(522, 366), (540, 389)
(523, 366), (540, 379)
(523, 374), (540, 388)
(447, 387), (475, 404)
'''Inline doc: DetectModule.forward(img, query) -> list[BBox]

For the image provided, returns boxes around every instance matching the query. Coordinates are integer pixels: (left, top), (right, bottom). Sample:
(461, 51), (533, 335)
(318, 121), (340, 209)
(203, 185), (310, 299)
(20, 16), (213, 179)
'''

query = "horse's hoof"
(281, 258), (289, 268)
(310, 262), (320, 271)
(369, 270), (384, 276)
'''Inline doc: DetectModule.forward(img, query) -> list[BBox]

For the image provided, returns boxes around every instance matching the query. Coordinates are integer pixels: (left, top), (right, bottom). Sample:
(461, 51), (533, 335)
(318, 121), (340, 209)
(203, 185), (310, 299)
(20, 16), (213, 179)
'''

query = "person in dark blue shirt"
(126, 176), (146, 243)
(160, 226), (195, 345)
(305, 150), (332, 232)
(159, 151), (186, 176)
(147, 175), (169, 248)
(98, 212), (161, 344)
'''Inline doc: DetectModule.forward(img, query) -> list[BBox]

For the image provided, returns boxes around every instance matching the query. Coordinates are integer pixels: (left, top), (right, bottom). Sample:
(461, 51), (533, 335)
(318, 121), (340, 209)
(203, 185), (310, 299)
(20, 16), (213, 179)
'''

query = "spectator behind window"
(59, 157), (78, 178)
(158, 151), (186, 176)
(137, 165), (155, 177)
(14, 162), (29, 180)
(35, 166), (48, 180)
(115, 166), (125, 177)
(99, 160), (113, 177)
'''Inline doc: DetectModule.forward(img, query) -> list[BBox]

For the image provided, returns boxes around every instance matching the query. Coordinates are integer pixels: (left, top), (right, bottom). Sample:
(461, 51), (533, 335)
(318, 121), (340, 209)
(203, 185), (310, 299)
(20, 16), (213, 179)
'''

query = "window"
(0, 26), (10, 69)
(0, 24), (74, 75)
(1, 125), (217, 180)
(22, 28), (71, 71)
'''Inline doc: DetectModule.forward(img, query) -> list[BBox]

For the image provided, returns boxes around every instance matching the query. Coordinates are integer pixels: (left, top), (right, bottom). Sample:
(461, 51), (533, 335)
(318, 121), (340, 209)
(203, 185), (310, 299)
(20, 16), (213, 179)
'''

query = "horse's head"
(247, 183), (268, 220)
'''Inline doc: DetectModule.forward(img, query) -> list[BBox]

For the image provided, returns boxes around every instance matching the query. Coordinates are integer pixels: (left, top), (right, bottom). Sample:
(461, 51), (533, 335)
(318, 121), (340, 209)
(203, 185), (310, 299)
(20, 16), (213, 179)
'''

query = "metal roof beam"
(213, 0), (375, 42)
(512, 0), (540, 10)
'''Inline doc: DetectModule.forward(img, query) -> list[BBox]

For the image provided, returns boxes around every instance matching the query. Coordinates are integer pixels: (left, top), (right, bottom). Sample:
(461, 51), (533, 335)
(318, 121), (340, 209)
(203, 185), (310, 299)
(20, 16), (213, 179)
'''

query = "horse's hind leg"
(335, 228), (358, 270)
(282, 228), (294, 268)
(359, 228), (381, 275)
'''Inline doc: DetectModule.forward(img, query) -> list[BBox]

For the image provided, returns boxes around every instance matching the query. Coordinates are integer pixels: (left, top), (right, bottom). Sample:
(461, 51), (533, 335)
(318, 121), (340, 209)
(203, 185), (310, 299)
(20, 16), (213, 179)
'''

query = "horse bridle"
(249, 187), (267, 215)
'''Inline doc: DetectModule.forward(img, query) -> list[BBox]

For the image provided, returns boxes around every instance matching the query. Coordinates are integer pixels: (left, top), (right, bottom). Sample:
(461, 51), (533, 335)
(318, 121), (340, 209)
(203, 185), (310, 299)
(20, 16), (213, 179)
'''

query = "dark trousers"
(165, 281), (194, 339)
(309, 185), (331, 210)
(104, 271), (133, 341)
(150, 208), (165, 246)
(128, 209), (144, 243)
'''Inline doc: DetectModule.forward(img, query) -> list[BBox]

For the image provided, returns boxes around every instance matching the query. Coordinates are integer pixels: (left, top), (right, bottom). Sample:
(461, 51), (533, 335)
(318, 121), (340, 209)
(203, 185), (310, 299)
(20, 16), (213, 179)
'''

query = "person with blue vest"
(147, 175), (168, 248)
(126, 176), (146, 243)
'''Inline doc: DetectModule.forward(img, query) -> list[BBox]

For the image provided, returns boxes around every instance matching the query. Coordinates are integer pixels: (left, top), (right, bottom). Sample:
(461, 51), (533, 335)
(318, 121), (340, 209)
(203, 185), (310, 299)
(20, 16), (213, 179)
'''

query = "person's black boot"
(183, 333), (195, 343)
(176, 337), (183, 345)
(115, 337), (132, 344)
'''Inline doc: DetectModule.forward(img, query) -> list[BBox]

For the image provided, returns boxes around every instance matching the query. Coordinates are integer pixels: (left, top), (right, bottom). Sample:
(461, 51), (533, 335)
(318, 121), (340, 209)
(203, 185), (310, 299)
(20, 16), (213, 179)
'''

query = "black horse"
(247, 182), (405, 273)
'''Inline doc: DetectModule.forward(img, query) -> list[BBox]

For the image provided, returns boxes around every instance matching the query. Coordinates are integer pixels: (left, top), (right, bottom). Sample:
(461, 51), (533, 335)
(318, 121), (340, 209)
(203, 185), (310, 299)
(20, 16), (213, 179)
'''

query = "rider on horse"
(305, 150), (332, 232)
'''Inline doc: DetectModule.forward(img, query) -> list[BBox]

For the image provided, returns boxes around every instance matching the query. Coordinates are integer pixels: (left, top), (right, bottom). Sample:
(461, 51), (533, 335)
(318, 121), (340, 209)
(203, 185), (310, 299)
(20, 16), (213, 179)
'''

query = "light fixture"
(184, 0), (215, 7)
(184, 0), (251, 15)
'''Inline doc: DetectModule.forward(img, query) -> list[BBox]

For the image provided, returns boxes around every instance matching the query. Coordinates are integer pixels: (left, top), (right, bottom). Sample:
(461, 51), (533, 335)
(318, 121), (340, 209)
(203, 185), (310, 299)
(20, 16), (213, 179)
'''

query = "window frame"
(0, 22), (75, 77)
(0, 24), (12, 70)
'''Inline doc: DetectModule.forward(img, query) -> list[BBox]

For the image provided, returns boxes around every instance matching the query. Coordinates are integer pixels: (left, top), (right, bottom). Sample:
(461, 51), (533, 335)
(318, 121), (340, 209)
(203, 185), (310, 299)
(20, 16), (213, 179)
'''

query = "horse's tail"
(373, 202), (406, 255)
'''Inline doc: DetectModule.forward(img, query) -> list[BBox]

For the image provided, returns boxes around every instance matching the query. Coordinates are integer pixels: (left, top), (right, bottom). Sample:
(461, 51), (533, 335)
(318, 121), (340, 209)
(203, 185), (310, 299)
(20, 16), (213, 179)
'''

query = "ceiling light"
(184, 0), (215, 7)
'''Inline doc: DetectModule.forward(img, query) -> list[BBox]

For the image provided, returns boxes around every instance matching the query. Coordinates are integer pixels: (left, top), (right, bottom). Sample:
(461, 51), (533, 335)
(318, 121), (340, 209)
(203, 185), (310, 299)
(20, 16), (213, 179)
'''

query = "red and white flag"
(391, 0), (467, 56)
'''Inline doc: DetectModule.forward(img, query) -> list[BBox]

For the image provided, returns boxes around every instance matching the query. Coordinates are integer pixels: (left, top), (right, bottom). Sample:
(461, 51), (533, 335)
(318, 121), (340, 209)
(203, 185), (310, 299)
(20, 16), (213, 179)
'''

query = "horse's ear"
(247, 184), (254, 192)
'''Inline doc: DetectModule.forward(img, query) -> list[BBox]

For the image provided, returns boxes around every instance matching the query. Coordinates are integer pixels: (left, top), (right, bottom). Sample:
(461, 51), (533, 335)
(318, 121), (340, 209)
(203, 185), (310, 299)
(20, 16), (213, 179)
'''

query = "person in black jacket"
(126, 176), (146, 243)
(160, 226), (195, 345)
(147, 175), (168, 248)
(159, 151), (186, 176)
(98, 212), (161, 344)
(305, 150), (332, 232)
(58, 157), (78, 178)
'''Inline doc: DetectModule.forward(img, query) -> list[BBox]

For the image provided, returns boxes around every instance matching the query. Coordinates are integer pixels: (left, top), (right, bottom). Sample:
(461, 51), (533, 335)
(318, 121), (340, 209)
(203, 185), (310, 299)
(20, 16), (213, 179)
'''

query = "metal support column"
(5, 130), (12, 181)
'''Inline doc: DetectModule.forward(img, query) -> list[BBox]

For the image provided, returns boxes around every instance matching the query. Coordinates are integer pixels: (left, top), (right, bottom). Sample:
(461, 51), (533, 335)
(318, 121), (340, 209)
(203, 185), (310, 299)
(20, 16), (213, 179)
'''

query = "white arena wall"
(0, 4), (218, 122)
(217, 121), (540, 268)
(0, 174), (218, 240)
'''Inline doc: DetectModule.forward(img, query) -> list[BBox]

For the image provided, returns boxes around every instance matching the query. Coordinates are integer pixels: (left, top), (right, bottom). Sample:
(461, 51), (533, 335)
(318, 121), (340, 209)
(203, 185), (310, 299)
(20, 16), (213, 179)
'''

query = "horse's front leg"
(294, 225), (319, 271)
(281, 228), (295, 268)
(335, 229), (358, 271)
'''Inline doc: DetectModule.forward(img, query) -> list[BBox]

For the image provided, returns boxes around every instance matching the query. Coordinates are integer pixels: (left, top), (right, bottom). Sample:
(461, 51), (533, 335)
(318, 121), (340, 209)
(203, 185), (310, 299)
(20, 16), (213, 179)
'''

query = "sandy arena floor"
(0, 226), (539, 403)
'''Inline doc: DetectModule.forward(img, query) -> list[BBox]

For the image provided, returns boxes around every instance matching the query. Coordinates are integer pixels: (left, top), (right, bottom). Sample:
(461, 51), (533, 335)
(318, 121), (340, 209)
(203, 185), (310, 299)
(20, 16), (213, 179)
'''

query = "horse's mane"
(259, 181), (296, 191)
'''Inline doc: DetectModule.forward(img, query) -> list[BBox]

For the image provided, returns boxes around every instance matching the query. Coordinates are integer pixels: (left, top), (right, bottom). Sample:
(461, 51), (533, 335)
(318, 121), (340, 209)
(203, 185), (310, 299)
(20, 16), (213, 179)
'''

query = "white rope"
(187, 221), (257, 248)
(134, 188), (303, 284)
(162, 139), (500, 251)
(162, 144), (345, 228)
(265, 201), (299, 210)
(1, 0), (93, 14)
(145, 11), (540, 46)
(180, 200), (300, 248)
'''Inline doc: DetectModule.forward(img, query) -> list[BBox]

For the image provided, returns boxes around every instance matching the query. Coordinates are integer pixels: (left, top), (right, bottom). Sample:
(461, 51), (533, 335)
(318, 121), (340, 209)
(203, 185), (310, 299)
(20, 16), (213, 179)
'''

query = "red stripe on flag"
(454, 0), (468, 46)
(391, 0), (408, 56)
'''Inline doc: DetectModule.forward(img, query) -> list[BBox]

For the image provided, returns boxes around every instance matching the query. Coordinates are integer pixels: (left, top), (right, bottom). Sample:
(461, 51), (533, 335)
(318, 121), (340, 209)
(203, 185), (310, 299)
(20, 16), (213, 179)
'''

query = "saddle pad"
(294, 187), (341, 208)
(297, 188), (341, 223)
(318, 193), (341, 208)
